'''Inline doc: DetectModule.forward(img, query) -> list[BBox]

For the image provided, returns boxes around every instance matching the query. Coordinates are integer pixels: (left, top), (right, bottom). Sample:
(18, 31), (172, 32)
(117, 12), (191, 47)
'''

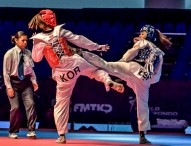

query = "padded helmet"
(140, 24), (157, 43)
(39, 9), (57, 27)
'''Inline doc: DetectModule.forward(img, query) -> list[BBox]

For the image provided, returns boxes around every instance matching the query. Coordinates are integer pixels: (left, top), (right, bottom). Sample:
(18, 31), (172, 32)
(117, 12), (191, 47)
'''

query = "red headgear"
(39, 9), (57, 27)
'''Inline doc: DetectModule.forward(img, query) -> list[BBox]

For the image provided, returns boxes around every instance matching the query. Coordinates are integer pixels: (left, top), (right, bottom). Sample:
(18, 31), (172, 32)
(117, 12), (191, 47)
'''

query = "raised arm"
(121, 40), (149, 62)
(60, 29), (109, 52)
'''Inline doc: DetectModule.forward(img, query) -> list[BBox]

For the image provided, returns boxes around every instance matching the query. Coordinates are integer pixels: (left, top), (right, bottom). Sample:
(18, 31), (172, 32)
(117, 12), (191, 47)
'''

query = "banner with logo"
(70, 77), (191, 126)
(0, 76), (191, 128)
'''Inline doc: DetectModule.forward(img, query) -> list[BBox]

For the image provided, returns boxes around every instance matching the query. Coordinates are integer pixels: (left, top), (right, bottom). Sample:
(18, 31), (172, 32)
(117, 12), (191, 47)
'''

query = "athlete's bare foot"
(107, 81), (124, 93)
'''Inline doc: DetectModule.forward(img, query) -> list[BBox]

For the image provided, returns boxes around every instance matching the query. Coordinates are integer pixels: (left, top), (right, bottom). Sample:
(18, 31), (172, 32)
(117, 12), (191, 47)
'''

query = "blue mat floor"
(0, 129), (190, 146)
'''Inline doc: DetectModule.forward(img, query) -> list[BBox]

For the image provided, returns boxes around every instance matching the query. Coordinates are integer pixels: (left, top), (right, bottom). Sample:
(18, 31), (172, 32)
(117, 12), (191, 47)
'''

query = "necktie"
(18, 51), (25, 80)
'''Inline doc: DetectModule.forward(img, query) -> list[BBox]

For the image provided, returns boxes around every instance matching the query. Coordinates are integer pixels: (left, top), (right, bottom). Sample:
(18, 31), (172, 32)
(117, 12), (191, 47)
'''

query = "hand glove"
(133, 37), (142, 43)
(97, 44), (110, 52)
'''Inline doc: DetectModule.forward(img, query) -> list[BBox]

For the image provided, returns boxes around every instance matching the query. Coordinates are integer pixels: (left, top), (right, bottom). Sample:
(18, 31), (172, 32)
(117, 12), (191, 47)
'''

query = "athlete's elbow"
(32, 56), (43, 62)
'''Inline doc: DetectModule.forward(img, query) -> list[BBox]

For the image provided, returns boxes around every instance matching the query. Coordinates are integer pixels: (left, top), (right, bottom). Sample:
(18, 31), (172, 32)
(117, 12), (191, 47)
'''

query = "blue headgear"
(140, 24), (157, 43)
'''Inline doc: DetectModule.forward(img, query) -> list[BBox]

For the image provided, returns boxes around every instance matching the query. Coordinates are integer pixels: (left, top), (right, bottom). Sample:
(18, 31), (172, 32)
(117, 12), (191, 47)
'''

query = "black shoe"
(139, 137), (151, 144)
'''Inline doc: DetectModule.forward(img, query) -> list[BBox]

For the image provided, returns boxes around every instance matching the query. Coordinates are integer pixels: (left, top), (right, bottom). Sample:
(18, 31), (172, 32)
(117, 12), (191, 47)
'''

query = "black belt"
(10, 75), (31, 80)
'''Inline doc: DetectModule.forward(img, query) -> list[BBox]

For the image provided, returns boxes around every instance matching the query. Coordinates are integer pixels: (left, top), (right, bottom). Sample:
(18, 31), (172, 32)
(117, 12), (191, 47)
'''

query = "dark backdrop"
(0, 7), (190, 128)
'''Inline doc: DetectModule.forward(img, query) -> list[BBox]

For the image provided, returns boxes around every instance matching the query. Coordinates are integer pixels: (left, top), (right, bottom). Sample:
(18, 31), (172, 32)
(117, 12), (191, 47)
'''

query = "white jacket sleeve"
(60, 29), (99, 51)
(32, 39), (47, 62)
(120, 40), (149, 62)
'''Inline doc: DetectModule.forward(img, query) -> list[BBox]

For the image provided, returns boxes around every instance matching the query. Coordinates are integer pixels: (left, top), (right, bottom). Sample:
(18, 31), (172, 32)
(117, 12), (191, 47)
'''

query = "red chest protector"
(43, 45), (60, 68)
(59, 37), (73, 56)
(43, 37), (73, 68)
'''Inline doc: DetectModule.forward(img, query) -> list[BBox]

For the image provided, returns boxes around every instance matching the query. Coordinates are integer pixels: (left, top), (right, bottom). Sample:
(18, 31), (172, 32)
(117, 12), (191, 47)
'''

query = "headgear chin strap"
(140, 24), (157, 43)
(39, 9), (57, 27)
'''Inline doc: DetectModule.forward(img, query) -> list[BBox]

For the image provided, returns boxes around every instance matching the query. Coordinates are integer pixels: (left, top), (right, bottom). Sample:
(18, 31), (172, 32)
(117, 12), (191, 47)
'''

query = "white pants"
(82, 51), (156, 131)
(52, 54), (113, 135)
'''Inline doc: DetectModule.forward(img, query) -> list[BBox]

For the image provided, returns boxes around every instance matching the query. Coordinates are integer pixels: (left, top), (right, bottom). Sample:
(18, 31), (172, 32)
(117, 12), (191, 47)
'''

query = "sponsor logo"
(150, 107), (178, 116)
(73, 103), (112, 113)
